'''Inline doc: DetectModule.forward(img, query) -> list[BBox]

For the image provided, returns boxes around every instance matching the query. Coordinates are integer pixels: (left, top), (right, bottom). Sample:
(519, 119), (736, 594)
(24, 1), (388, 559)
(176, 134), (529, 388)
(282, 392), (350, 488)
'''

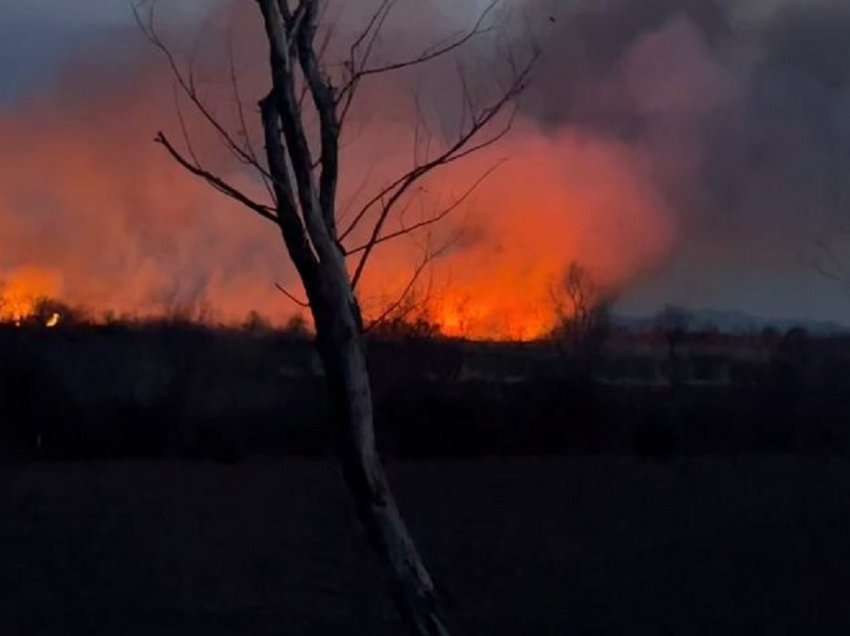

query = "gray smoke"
(517, 0), (850, 320)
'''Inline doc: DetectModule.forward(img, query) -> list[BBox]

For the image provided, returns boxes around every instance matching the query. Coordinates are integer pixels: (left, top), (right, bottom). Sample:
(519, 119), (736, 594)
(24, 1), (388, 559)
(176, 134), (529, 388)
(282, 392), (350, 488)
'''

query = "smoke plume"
(1, 0), (848, 334)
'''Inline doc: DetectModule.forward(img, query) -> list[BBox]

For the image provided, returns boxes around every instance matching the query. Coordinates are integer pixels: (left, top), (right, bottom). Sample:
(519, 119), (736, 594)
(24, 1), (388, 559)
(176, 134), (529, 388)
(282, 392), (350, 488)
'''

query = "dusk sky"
(2, 0), (849, 333)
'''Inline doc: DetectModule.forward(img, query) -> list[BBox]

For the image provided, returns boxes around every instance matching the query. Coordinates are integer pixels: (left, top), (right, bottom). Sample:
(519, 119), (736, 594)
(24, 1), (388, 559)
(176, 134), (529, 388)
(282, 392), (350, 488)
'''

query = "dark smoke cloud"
(519, 0), (850, 320)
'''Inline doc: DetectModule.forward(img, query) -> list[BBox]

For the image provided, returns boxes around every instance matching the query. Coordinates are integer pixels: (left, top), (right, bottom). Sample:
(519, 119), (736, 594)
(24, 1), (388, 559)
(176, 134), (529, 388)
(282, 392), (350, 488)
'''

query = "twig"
(275, 282), (310, 308)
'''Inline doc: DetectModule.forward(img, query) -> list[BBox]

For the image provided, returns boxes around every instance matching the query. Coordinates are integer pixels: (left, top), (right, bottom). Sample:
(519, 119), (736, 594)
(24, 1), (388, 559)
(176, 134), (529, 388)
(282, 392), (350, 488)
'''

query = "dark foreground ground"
(2, 457), (849, 635)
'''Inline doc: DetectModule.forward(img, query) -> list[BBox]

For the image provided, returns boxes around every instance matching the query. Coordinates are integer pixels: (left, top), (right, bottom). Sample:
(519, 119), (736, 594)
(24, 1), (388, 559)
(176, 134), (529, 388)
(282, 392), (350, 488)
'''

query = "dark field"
(3, 457), (849, 634)
(4, 325), (850, 461)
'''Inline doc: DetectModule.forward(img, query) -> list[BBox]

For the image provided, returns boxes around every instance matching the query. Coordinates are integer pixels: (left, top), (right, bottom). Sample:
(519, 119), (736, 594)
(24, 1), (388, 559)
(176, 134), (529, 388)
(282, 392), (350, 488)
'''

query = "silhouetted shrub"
(1, 320), (849, 459)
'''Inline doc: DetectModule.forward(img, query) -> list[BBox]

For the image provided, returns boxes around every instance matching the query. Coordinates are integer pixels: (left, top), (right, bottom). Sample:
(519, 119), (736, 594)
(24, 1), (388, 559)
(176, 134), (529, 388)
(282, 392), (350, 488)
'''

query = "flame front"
(0, 267), (62, 326)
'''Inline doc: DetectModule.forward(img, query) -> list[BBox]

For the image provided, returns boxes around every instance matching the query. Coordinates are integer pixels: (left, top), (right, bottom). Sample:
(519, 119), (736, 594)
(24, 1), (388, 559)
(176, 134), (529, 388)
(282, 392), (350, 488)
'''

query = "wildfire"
(374, 283), (558, 341)
(0, 267), (62, 327)
(0, 62), (674, 340)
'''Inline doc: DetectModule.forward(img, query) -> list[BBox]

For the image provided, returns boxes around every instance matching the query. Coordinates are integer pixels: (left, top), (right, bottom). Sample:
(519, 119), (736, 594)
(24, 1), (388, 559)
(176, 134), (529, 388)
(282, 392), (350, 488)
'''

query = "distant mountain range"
(613, 308), (850, 336)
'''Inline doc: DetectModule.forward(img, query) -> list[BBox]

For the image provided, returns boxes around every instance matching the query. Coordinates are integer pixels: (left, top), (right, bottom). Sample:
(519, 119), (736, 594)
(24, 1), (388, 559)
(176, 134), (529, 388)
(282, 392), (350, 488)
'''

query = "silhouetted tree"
(654, 305), (692, 388)
(241, 309), (273, 334)
(137, 2), (536, 633)
(550, 261), (611, 378)
(281, 312), (311, 339)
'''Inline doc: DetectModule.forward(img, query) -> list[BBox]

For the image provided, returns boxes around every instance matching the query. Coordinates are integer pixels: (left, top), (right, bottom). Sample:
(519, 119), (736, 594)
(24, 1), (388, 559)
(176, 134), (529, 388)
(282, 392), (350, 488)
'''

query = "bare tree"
(136, 1), (536, 633)
(550, 261), (611, 377)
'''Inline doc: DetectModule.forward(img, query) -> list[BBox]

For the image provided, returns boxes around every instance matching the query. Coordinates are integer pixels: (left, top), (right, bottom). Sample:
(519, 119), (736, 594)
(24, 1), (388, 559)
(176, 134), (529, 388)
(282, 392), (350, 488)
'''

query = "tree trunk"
(310, 270), (451, 636)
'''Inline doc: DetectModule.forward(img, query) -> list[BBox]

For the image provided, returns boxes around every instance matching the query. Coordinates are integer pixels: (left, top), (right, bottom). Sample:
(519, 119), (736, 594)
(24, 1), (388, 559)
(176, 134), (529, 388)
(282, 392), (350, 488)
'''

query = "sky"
(0, 2), (221, 101)
(1, 0), (849, 333)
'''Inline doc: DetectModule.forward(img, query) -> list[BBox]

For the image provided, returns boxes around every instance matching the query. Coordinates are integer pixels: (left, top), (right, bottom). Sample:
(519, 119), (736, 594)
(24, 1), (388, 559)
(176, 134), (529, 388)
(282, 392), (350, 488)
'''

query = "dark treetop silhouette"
(137, 1), (536, 633)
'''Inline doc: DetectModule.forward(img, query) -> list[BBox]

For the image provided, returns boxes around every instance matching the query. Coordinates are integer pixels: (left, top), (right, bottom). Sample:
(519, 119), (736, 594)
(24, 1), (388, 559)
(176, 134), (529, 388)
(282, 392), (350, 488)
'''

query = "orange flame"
(0, 267), (62, 325)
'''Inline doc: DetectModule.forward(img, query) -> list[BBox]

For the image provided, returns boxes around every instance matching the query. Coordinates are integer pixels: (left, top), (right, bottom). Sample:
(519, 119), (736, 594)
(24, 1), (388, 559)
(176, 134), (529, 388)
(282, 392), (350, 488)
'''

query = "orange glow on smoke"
(355, 126), (675, 340)
(0, 50), (675, 340)
(0, 112), (674, 339)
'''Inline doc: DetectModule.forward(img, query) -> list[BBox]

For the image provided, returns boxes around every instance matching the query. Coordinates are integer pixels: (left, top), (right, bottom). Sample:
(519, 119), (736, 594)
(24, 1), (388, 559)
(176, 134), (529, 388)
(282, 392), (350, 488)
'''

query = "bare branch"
(363, 250), (433, 333)
(337, 0), (396, 128)
(340, 47), (535, 291)
(275, 282), (311, 308)
(362, 232), (459, 334)
(337, 162), (377, 225)
(345, 160), (505, 256)
(173, 84), (201, 167)
(135, 5), (274, 178)
(227, 34), (276, 204)
(155, 131), (278, 224)
(339, 66), (528, 248)
(336, 1), (500, 110)
(348, 0), (396, 64)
